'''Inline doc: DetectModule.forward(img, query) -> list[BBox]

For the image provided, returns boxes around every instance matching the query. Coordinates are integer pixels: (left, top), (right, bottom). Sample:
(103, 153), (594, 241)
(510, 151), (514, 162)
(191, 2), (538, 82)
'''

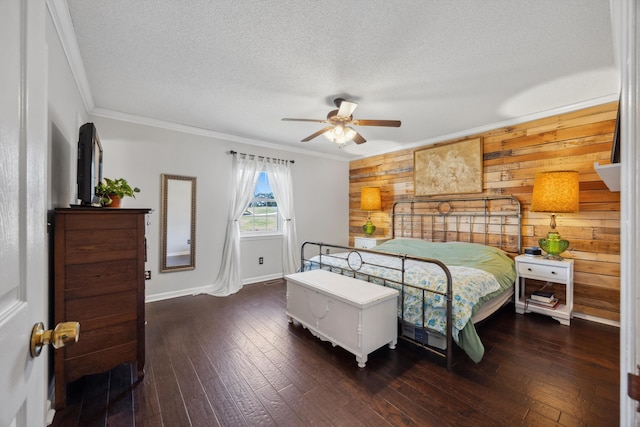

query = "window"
(239, 171), (279, 233)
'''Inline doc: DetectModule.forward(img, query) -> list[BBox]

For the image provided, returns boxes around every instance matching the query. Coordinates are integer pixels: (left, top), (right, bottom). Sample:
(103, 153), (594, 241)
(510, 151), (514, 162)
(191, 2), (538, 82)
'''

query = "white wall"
(90, 116), (349, 300)
(45, 7), (91, 407)
(45, 7), (348, 302)
(46, 13), (89, 208)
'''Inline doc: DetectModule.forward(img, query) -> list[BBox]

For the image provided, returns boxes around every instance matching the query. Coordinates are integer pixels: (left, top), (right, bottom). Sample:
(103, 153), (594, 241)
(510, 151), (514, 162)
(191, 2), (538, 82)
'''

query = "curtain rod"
(228, 150), (294, 164)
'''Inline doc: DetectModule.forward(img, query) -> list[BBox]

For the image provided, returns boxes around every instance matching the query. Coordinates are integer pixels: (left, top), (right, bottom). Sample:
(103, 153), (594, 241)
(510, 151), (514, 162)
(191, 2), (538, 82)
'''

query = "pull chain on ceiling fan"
(282, 98), (401, 145)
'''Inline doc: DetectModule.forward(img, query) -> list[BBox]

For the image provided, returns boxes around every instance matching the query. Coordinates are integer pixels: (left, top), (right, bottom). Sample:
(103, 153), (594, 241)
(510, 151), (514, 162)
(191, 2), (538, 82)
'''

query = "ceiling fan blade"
(352, 132), (367, 145)
(352, 119), (401, 127)
(337, 100), (358, 118)
(301, 125), (335, 142)
(282, 118), (327, 123)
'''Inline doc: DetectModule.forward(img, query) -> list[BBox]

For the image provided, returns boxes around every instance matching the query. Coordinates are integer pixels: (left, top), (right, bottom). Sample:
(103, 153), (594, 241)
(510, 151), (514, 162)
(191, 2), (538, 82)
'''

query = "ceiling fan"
(282, 98), (401, 145)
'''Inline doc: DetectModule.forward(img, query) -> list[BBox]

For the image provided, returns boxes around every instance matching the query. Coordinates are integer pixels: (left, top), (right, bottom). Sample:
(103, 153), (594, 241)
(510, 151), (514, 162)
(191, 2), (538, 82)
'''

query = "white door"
(0, 0), (49, 426)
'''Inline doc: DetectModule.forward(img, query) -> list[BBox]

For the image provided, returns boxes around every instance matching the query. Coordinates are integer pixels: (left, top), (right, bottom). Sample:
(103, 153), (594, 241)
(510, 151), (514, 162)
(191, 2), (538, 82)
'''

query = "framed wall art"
(414, 138), (483, 196)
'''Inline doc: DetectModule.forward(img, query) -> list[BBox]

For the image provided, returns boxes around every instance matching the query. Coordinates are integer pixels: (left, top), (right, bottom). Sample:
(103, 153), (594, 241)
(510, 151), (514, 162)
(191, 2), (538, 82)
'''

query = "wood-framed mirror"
(161, 174), (196, 272)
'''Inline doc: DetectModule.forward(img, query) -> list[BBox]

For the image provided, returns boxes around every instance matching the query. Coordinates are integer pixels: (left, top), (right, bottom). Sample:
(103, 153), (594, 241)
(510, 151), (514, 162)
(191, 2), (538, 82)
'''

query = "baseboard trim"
(145, 285), (212, 303)
(242, 273), (284, 285)
(145, 274), (286, 303)
(145, 284), (621, 330)
(572, 311), (620, 328)
(46, 399), (55, 426)
(46, 373), (56, 426)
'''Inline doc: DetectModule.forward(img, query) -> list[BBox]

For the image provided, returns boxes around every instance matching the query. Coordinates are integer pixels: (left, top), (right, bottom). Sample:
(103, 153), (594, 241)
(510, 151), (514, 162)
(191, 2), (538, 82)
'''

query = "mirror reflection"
(161, 174), (196, 272)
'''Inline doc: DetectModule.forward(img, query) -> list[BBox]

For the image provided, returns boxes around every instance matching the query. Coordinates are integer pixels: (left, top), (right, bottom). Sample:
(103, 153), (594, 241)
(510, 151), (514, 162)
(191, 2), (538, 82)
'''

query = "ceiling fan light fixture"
(344, 126), (356, 141)
(322, 128), (335, 142)
(323, 125), (357, 145)
(283, 98), (401, 144)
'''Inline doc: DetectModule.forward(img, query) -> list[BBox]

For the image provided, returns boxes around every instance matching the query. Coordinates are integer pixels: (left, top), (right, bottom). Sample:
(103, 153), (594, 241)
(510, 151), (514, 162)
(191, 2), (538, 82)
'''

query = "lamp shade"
(530, 171), (579, 213)
(360, 187), (381, 211)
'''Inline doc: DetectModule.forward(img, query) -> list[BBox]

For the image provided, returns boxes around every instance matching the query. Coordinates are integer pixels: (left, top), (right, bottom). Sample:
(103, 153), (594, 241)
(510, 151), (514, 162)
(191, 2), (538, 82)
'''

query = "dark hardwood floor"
(51, 279), (619, 426)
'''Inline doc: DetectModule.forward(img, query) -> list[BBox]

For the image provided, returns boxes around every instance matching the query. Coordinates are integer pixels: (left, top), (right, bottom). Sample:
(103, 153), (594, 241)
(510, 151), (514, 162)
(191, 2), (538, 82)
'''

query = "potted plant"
(96, 177), (140, 207)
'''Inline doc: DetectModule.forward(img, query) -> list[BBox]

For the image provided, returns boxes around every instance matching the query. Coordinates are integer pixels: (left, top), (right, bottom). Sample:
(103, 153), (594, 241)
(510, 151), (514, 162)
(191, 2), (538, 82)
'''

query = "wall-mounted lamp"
(360, 187), (381, 237)
(530, 171), (579, 259)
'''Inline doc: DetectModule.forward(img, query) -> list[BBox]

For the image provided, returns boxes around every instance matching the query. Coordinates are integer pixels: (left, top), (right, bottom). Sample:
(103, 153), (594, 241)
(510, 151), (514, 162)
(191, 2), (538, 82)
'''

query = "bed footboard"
(299, 241), (454, 371)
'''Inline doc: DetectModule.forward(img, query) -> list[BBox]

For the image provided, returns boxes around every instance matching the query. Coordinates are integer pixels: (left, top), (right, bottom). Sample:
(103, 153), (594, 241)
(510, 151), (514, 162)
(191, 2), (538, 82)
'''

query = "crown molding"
(47, 0), (618, 164)
(351, 93), (620, 160)
(47, 0), (349, 162)
(90, 108), (350, 162)
(47, 0), (94, 112)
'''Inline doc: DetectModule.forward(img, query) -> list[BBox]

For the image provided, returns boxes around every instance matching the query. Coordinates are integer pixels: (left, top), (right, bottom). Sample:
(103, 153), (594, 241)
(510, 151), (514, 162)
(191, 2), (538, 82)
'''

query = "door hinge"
(627, 366), (640, 411)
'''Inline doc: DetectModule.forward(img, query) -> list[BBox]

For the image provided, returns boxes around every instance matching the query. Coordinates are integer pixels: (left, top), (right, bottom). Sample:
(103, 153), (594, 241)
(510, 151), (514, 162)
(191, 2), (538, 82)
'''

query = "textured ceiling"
(55, 0), (618, 160)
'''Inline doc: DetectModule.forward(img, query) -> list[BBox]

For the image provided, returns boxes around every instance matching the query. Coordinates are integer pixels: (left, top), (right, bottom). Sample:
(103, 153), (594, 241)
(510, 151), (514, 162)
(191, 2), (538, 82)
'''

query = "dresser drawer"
(517, 261), (567, 281)
(65, 320), (137, 358)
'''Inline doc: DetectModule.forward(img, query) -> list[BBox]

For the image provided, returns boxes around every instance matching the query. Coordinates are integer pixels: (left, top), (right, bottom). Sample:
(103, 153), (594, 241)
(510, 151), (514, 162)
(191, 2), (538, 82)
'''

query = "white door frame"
(618, 0), (640, 424)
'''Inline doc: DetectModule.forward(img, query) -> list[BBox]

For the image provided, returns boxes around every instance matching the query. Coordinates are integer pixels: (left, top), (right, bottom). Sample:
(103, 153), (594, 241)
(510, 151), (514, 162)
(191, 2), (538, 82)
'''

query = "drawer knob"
(527, 268), (532, 271)
(551, 271), (557, 275)
(30, 321), (80, 358)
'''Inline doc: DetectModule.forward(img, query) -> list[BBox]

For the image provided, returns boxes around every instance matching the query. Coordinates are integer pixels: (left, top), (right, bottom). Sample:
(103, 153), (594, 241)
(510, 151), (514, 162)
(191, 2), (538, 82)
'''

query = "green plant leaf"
(95, 177), (141, 206)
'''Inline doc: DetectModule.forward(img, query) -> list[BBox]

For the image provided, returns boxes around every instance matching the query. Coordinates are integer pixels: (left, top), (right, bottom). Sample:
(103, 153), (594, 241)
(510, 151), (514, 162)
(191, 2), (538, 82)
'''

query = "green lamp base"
(362, 220), (376, 237)
(538, 231), (570, 260)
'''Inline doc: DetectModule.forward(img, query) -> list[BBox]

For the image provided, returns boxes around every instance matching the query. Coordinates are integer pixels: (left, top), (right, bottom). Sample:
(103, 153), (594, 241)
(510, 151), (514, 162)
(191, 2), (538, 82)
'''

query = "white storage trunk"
(285, 269), (399, 368)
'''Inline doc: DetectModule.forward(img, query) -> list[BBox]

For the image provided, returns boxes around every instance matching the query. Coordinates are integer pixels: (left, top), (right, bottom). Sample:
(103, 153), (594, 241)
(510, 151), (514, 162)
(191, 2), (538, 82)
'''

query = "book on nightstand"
(530, 290), (555, 303)
(526, 297), (560, 309)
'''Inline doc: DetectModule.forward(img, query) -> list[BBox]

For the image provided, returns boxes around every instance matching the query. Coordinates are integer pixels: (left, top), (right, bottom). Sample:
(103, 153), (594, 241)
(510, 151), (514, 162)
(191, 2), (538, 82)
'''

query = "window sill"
(240, 233), (283, 241)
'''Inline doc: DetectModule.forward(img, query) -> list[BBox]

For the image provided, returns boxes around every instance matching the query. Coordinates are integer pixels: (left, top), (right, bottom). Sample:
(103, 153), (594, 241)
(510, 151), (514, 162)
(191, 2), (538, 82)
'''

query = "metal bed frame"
(299, 196), (521, 370)
(392, 195), (521, 254)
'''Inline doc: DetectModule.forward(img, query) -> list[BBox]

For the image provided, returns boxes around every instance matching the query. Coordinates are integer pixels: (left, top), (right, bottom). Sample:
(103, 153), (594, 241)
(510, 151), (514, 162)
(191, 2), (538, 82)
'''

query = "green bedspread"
(375, 239), (516, 363)
(375, 239), (515, 290)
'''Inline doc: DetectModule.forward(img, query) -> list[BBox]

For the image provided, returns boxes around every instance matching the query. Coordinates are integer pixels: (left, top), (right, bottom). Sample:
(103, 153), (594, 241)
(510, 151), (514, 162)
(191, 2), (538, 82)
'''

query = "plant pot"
(106, 195), (121, 208)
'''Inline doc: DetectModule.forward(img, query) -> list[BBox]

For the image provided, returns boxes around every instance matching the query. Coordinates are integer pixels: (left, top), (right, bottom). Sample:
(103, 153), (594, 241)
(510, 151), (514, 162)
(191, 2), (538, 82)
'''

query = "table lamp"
(360, 187), (381, 237)
(530, 171), (579, 260)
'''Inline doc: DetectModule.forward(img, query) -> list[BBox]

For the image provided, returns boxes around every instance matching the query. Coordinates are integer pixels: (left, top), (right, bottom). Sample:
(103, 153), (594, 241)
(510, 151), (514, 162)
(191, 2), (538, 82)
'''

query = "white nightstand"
(514, 255), (574, 325)
(353, 237), (390, 249)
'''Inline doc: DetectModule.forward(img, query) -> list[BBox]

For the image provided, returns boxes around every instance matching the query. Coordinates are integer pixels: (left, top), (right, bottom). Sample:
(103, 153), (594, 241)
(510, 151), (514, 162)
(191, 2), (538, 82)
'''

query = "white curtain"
(209, 154), (264, 296)
(265, 159), (299, 274)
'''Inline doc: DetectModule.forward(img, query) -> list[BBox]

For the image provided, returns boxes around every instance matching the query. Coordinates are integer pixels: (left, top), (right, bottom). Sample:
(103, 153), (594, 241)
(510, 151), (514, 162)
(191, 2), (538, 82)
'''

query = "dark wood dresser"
(53, 208), (150, 409)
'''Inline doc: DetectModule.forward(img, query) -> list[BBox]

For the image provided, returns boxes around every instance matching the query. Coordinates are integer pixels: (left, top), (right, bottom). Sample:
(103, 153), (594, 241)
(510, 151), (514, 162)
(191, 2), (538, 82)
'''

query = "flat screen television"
(76, 122), (103, 206)
(611, 103), (620, 164)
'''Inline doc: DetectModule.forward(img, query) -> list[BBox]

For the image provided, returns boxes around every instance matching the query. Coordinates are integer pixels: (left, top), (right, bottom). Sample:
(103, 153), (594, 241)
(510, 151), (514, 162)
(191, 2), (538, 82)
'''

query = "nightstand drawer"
(353, 237), (389, 249)
(517, 262), (567, 281)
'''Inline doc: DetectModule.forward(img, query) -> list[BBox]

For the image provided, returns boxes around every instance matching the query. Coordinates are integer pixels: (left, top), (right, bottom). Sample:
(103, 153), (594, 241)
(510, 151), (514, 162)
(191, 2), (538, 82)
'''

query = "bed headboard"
(391, 195), (522, 255)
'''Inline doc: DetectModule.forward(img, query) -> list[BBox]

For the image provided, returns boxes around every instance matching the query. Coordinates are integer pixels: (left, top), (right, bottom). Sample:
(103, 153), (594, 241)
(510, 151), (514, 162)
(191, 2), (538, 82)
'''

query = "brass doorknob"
(30, 321), (80, 358)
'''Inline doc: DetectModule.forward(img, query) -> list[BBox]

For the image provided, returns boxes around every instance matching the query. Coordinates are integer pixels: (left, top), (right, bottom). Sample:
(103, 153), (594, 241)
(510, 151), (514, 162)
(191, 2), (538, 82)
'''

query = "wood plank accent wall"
(349, 102), (620, 322)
